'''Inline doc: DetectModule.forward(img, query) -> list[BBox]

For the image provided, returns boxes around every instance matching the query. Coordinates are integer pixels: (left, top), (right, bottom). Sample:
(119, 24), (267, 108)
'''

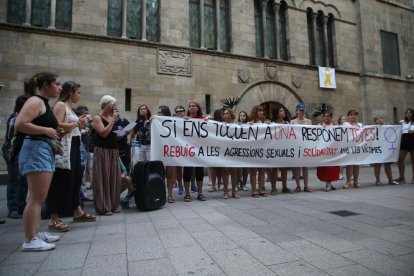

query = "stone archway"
(234, 80), (303, 118)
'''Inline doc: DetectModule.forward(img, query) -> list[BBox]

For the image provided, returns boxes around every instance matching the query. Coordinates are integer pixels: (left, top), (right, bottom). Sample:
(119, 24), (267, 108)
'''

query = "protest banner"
(151, 116), (401, 168)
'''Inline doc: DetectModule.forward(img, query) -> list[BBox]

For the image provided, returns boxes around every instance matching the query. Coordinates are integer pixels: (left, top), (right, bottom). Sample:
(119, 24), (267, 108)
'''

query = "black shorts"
(400, 133), (414, 152)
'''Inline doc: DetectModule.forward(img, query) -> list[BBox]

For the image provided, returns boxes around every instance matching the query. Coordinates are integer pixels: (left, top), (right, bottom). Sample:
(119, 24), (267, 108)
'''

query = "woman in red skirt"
(317, 110), (340, 191)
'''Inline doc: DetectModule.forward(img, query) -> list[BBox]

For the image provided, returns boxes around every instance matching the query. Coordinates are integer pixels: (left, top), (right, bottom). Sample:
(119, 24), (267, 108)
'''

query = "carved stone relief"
(292, 74), (303, 88)
(265, 63), (279, 81)
(157, 49), (192, 76)
(237, 69), (250, 83)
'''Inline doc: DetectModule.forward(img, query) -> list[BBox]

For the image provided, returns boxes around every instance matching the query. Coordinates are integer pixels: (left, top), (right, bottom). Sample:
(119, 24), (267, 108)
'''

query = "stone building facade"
(0, 0), (413, 170)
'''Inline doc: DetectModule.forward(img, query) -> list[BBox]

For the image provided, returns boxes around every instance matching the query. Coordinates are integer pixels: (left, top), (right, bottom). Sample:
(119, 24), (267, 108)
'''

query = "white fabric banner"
(319, 66), (336, 89)
(151, 116), (401, 168)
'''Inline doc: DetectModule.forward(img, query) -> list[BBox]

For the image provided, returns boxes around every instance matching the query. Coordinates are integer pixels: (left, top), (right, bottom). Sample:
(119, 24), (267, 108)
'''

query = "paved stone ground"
(0, 164), (414, 276)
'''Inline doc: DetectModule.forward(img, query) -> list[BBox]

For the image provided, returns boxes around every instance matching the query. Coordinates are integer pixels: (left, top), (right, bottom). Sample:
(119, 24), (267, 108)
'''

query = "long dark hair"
(137, 104), (152, 120)
(34, 72), (59, 90)
(250, 105), (264, 123)
(404, 108), (414, 123)
(14, 94), (30, 113)
(158, 105), (171, 116)
(58, 81), (80, 102)
(238, 111), (249, 123)
(272, 106), (288, 122)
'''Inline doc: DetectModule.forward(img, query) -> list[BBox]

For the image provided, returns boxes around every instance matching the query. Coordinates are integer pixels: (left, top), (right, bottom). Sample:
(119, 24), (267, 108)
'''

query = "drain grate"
(329, 210), (360, 217)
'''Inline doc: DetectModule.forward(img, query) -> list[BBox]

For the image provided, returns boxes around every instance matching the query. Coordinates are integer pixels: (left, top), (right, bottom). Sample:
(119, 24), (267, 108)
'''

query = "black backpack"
(2, 114), (24, 163)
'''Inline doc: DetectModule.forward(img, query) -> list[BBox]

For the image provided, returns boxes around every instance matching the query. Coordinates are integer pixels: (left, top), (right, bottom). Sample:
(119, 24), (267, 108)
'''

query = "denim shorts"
(19, 139), (55, 175)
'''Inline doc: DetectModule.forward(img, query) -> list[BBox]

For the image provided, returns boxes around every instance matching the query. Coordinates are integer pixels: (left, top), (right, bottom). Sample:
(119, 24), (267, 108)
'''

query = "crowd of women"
(2, 71), (414, 252)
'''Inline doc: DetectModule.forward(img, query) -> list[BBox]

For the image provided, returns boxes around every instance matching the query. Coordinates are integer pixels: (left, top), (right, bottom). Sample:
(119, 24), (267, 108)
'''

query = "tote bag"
(55, 105), (72, 170)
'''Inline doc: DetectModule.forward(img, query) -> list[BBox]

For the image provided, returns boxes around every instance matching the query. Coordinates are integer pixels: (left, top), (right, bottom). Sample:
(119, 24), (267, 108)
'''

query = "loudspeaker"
(132, 161), (166, 211)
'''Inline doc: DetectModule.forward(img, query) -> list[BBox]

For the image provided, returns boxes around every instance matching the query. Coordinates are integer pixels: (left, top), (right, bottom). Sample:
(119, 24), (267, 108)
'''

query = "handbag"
(55, 105), (72, 170)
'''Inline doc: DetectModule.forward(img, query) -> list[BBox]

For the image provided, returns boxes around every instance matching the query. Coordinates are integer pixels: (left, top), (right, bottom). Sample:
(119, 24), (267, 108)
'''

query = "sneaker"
(120, 199), (129, 210)
(190, 186), (198, 193)
(178, 186), (184, 195)
(37, 231), (60, 243)
(388, 180), (399, 185)
(375, 181), (384, 186)
(8, 211), (22, 219)
(22, 237), (56, 252)
(242, 186), (249, 191)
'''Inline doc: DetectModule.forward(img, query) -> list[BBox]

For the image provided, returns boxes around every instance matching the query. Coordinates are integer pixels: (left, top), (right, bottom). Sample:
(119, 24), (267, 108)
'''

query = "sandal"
(184, 195), (191, 202)
(353, 182), (360, 188)
(232, 193), (239, 199)
(294, 187), (301, 193)
(222, 192), (228, 199)
(259, 192), (267, 197)
(98, 211), (114, 216)
(168, 196), (175, 203)
(252, 193), (259, 198)
(48, 220), (69, 232)
(304, 187), (313, 192)
(208, 187), (217, 192)
(73, 212), (96, 223)
(197, 194), (207, 201)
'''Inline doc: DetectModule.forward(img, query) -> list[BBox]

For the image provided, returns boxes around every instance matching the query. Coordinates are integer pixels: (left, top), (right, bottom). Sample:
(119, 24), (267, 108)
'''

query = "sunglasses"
(176, 110), (185, 113)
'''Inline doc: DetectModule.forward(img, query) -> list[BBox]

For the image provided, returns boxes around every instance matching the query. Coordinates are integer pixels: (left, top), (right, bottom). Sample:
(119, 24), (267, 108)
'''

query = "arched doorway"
(234, 80), (302, 119)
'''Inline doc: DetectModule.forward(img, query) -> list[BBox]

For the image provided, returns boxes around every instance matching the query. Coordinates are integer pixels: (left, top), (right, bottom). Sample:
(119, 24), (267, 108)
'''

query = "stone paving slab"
(1, 165), (414, 275)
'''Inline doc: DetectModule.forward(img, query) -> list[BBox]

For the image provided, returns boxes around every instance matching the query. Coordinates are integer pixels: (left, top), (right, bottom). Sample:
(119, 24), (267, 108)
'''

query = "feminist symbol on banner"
(384, 127), (398, 153)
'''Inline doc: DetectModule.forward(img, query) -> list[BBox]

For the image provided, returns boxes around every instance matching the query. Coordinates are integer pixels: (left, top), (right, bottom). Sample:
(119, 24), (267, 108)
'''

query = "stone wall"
(0, 0), (413, 172)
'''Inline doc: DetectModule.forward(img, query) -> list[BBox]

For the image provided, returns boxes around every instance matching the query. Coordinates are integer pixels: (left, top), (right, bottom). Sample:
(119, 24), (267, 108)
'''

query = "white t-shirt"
(402, 121), (414, 134)
(343, 121), (363, 128)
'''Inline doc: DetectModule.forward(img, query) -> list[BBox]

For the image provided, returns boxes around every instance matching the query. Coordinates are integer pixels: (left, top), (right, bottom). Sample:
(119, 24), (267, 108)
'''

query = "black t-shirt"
(133, 116), (151, 145)
(114, 117), (130, 150)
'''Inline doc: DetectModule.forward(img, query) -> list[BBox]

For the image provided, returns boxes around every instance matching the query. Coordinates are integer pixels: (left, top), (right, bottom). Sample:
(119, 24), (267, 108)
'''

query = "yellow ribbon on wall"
(324, 68), (332, 86)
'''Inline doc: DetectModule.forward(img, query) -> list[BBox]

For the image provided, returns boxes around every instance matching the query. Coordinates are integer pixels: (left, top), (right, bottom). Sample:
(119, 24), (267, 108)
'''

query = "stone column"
(200, 0), (205, 48)
(141, 0), (147, 41)
(48, 0), (56, 29)
(121, 0), (127, 38)
(23, 0), (31, 26)
(312, 12), (318, 65)
(216, 0), (221, 51)
(261, 0), (268, 58)
(273, 3), (280, 59)
(323, 15), (329, 66)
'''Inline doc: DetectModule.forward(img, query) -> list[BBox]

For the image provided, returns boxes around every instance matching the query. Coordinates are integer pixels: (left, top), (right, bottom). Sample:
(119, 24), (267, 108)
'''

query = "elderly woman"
(92, 95), (121, 215)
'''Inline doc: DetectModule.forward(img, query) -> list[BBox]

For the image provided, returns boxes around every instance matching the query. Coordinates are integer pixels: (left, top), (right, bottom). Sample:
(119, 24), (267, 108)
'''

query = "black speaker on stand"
(132, 161), (166, 211)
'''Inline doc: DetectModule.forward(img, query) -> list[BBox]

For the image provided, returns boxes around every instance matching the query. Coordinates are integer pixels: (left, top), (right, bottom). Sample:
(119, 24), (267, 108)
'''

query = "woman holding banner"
(237, 111), (250, 192)
(342, 109), (362, 189)
(222, 107), (239, 199)
(316, 110), (340, 191)
(270, 106), (291, 195)
(249, 105), (266, 197)
(158, 105), (177, 203)
(182, 100), (207, 202)
(291, 103), (313, 193)
(395, 108), (414, 184)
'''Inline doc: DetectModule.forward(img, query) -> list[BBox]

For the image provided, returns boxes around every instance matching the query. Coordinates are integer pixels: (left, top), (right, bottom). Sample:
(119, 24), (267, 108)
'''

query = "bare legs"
(24, 172), (53, 242)
(223, 168), (238, 198)
(345, 165), (360, 188)
(250, 168), (264, 196)
(397, 150), (414, 183)
(293, 167), (310, 192)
